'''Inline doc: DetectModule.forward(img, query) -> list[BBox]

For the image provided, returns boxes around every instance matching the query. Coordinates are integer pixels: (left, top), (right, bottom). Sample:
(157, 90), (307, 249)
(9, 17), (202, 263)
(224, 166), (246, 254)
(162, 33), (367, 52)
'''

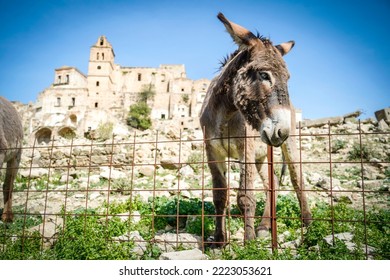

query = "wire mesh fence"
(0, 121), (389, 260)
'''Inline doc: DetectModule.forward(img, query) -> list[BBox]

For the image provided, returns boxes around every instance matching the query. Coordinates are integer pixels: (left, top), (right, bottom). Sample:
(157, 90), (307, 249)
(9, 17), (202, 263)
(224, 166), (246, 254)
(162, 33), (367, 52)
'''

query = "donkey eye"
(259, 72), (270, 81)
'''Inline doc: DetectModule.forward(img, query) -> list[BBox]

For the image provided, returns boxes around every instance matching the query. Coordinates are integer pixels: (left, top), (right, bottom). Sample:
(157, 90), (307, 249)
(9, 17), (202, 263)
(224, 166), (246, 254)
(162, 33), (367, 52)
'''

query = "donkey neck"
(212, 49), (251, 118)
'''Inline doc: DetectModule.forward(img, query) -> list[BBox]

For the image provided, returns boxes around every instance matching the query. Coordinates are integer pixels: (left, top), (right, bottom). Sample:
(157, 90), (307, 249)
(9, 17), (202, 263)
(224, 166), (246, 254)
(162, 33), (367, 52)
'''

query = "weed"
(95, 122), (114, 141)
(186, 151), (206, 174)
(348, 143), (378, 161)
(331, 139), (347, 153)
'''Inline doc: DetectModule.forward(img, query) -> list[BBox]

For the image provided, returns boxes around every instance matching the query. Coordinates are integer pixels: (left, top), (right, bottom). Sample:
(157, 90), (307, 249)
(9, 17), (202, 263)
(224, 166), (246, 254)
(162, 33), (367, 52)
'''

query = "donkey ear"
(275, 41), (295, 56)
(217, 13), (258, 47)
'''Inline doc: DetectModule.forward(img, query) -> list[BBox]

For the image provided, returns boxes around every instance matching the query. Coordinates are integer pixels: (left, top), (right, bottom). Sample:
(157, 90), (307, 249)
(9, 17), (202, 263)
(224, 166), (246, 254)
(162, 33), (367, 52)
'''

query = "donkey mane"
(219, 34), (272, 69)
(214, 50), (250, 96)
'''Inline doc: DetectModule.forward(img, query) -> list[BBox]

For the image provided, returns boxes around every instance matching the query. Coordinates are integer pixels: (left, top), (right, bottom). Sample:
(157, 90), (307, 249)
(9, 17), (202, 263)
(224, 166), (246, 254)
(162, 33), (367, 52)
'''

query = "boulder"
(28, 217), (64, 248)
(20, 167), (49, 179)
(154, 232), (202, 252)
(113, 231), (147, 257)
(160, 158), (181, 170)
(375, 107), (390, 124)
(301, 116), (343, 128)
(99, 167), (126, 180)
(323, 232), (376, 259)
(138, 165), (155, 177)
(159, 248), (208, 260)
(179, 165), (194, 177)
(377, 119), (389, 131)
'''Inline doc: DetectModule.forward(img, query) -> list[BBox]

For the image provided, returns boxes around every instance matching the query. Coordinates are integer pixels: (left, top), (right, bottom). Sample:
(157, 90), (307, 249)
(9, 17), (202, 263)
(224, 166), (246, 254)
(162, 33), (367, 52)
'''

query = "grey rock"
(375, 107), (390, 123)
(159, 248), (208, 260)
(377, 119), (389, 131)
(179, 165), (194, 177)
(161, 158), (181, 170)
(323, 232), (376, 258)
(20, 167), (49, 178)
(100, 167), (126, 180)
(154, 232), (202, 252)
(29, 217), (64, 248)
(138, 165), (155, 177)
(113, 231), (147, 257)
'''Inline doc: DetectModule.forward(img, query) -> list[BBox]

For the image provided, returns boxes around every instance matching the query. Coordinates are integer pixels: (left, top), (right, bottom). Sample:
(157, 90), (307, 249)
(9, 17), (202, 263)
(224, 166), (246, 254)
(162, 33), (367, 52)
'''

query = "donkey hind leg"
(255, 160), (280, 236)
(209, 160), (228, 247)
(281, 137), (312, 226)
(1, 153), (21, 223)
(237, 161), (257, 241)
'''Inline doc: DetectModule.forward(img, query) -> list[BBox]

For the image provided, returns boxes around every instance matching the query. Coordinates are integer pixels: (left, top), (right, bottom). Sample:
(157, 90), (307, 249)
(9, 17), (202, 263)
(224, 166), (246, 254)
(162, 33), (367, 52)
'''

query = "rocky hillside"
(2, 111), (389, 259)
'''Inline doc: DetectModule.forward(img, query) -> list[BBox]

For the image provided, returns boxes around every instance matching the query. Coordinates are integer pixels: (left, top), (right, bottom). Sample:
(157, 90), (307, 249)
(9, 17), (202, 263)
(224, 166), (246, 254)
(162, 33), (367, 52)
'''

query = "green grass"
(1, 194), (389, 260)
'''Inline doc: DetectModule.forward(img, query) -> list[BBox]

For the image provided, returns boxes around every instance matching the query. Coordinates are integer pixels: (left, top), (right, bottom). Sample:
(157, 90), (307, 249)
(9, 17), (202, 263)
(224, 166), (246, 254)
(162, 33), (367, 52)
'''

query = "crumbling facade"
(27, 36), (210, 143)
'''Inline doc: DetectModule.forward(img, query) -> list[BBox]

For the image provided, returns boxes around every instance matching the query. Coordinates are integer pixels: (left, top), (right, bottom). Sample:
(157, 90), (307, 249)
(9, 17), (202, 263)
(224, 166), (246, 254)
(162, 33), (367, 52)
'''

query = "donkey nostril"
(276, 127), (289, 142)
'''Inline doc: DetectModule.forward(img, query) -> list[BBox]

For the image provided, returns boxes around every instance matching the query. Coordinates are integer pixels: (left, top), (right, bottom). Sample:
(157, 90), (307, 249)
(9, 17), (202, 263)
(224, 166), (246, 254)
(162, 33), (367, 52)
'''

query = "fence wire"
(0, 121), (389, 260)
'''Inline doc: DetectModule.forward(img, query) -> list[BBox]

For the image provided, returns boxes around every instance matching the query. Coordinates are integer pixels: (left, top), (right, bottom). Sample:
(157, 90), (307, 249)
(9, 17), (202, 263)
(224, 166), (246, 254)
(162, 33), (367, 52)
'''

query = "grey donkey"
(0, 96), (23, 222)
(200, 13), (312, 247)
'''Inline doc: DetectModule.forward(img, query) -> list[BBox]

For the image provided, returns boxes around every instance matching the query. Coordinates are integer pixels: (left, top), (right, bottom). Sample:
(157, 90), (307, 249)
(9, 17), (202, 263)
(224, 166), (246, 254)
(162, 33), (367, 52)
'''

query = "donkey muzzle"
(260, 108), (291, 147)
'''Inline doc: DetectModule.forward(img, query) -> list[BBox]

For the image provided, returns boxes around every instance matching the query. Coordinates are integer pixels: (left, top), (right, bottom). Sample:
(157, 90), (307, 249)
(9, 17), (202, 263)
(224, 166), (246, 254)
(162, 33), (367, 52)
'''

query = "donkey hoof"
(256, 226), (271, 239)
(303, 214), (313, 227)
(245, 230), (256, 241)
(207, 235), (227, 248)
(1, 212), (14, 223)
(209, 240), (228, 249)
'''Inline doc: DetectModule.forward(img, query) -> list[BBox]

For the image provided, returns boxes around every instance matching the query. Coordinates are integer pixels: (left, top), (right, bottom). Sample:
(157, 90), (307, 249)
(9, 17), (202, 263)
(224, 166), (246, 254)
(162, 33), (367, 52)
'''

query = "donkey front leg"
(281, 137), (312, 226)
(209, 161), (228, 247)
(255, 160), (280, 235)
(1, 155), (20, 222)
(237, 161), (257, 241)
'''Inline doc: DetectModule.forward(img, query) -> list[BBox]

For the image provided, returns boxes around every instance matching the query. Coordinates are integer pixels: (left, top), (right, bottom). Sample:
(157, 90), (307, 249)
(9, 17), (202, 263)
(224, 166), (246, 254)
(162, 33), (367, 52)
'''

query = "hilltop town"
(13, 36), (210, 144)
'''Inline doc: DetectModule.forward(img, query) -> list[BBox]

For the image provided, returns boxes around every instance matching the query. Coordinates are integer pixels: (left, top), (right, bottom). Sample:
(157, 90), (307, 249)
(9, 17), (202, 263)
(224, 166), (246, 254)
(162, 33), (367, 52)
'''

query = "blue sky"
(1, 0), (389, 119)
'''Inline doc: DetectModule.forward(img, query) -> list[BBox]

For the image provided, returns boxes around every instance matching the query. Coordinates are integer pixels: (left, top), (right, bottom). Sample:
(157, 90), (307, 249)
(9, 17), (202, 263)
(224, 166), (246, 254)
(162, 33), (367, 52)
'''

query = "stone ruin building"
(15, 36), (210, 144)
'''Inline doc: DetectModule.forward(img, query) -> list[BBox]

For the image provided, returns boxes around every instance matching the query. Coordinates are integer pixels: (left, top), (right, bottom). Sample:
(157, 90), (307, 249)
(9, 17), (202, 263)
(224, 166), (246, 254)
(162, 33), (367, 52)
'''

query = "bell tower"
(87, 35), (115, 109)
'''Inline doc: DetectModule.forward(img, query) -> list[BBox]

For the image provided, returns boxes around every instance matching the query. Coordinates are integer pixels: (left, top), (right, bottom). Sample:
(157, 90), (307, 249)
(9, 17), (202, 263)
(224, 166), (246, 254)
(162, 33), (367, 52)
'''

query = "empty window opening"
(96, 81), (100, 87)
(97, 52), (100, 60)
(57, 75), (62, 84)
(59, 127), (76, 139)
(95, 102), (98, 108)
(102, 53), (104, 60)
(35, 128), (52, 144)
(56, 97), (61, 107)
(66, 75), (69, 83)
(97, 65), (101, 70)
(71, 97), (75, 107)
(137, 73), (142, 81)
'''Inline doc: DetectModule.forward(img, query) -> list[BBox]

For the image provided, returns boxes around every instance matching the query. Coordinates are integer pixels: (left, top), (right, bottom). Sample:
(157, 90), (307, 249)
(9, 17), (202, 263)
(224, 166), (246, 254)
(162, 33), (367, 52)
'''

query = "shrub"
(331, 139), (346, 153)
(53, 209), (137, 260)
(186, 152), (204, 174)
(127, 103), (152, 131)
(96, 121), (114, 141)
(348, 143), (377, 161)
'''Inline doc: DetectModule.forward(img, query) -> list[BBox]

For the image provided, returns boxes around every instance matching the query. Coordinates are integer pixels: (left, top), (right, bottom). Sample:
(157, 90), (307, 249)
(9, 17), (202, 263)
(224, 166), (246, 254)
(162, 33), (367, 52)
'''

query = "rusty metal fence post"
(267, 145), (277, 252)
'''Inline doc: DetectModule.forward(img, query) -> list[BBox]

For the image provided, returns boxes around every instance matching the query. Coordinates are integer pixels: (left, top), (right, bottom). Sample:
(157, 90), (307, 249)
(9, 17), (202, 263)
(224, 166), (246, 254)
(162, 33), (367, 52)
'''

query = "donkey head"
(218, 13), (294, 147)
